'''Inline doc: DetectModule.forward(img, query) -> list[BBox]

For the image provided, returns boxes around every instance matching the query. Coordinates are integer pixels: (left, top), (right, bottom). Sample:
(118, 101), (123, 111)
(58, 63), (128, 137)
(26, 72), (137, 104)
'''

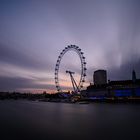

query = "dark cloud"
(0, 0), (140, 92)
(0, 43), (53, 71)
(87, 54), (140, 83)
(108, 57), (140, 81)
(0, 75), (73, 92)
(0, 76), (55, 91)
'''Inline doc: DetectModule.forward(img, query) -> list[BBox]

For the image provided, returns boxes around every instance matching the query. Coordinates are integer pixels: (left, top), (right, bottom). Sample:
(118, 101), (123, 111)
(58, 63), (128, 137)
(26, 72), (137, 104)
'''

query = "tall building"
(132, 70), (136, 83)
(94, 70), (107, 85)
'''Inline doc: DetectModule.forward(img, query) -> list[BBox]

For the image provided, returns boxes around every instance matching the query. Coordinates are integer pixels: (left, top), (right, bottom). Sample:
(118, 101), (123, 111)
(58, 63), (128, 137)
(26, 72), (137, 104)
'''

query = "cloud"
(108, 56), (140, 81)
(0, 0), (140, 92)
(0, 43), (53, 71)
(87, 53), (140, 83)
(0, 75), (55, 92)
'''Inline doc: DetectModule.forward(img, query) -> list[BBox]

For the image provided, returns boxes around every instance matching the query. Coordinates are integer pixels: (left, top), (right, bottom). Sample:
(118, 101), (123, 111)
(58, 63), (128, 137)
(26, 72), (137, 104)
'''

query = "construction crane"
(66, 70), (80, 93)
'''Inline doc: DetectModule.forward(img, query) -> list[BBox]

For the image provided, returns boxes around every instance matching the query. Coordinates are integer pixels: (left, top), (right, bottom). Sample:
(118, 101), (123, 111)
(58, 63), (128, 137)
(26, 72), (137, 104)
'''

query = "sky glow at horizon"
(0, 0), (140, 93)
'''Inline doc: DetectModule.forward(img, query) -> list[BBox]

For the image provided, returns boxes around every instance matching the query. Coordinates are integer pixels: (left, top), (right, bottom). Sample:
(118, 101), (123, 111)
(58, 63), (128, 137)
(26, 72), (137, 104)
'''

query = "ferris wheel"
(55, 45), (87, 93)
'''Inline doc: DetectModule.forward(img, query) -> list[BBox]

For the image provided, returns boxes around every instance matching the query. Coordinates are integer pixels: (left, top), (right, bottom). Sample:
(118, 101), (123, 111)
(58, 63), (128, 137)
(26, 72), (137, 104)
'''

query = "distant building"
(94, 70), (107, 85)
(86, 70), (140, 97)
(108, 79), (140, 97)
(85, 69), (108, 97)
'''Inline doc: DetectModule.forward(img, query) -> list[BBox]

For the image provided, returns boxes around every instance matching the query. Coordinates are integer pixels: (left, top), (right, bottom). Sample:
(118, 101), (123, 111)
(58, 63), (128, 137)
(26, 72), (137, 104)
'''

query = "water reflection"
(0, 101), (140, 140)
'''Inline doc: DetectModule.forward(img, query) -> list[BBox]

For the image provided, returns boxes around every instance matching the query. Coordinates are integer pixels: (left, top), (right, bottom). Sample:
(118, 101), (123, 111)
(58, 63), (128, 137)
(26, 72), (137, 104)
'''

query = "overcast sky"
(0, 0), (140, 93)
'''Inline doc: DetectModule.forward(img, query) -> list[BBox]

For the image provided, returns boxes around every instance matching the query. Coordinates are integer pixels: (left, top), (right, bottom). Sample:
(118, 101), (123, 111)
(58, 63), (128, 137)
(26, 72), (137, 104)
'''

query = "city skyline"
(0, 0), (140, 93)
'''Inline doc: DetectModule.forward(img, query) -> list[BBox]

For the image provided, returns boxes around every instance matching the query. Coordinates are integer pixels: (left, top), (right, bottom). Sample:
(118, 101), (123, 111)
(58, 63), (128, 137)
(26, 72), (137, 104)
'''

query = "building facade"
(94, 70), (107, 85)
(86, 70), (140, 97)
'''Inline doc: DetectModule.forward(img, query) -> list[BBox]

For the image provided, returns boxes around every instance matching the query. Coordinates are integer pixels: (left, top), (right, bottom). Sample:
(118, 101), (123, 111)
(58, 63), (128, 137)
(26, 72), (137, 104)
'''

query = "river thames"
(0, 100), (140, 140)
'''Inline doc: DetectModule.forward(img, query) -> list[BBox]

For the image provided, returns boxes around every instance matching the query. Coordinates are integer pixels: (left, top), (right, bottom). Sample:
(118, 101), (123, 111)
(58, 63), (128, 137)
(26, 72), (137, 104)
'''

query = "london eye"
(55, 45), (87, 93)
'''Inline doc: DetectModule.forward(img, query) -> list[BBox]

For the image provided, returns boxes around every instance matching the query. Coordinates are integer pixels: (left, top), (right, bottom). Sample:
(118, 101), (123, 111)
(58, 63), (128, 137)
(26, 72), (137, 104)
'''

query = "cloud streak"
(0, 43), (53, 71)
(0, 0), (140, 92)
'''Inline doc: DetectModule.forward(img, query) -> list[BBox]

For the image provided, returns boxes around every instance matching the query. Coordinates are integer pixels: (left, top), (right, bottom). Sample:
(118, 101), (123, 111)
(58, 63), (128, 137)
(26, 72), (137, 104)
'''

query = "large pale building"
(94, 70), (107, 85)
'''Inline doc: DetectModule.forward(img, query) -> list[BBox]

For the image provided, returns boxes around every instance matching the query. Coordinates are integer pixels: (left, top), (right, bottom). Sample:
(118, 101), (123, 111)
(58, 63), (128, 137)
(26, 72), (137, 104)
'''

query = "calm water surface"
(0, 100), (140, 140)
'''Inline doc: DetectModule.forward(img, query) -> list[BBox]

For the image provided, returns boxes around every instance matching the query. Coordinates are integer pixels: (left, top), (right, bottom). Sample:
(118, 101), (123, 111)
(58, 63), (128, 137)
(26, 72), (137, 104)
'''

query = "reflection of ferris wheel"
(55, 45), (87, 92)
